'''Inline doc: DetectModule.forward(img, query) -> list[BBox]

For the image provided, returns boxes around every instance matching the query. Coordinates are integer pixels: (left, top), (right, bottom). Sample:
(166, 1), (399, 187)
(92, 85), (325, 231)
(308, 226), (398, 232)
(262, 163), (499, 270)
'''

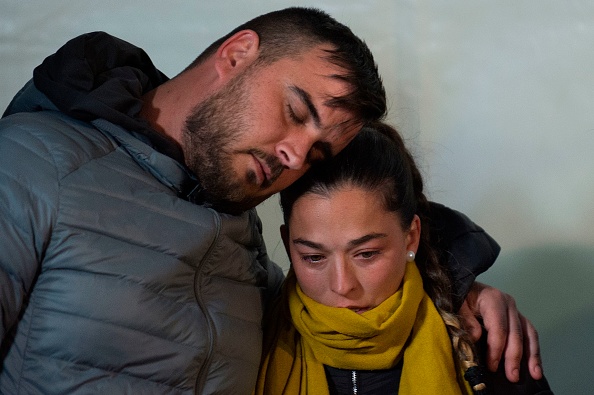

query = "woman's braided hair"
(280, 122), (487, 394)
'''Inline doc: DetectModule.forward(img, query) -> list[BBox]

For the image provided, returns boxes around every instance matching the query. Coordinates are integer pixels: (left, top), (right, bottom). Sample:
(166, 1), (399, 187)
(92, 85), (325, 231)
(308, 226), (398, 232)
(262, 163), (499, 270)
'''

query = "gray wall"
(2, 1), (592, 393)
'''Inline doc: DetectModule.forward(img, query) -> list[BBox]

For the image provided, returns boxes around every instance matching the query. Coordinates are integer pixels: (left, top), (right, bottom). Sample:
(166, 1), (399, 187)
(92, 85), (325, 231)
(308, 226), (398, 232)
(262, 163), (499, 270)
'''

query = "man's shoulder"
(0, 111), (117, 186)
(0, 110), (117, 177)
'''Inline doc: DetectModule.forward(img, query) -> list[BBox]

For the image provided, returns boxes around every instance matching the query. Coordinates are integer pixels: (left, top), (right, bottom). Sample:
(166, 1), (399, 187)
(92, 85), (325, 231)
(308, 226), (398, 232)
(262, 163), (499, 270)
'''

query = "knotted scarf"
(255, 261), (471, 394)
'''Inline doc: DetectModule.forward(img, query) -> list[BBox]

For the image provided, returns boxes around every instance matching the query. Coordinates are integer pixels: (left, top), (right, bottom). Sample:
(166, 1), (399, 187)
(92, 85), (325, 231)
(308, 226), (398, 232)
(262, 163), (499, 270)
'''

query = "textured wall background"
(2, 1), (592, 392)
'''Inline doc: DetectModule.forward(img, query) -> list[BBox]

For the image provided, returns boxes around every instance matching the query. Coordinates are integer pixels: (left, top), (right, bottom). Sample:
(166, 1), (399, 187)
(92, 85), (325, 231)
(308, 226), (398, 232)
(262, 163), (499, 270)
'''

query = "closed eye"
(287, 104), (305, 125)
(289, 85), (320, 127)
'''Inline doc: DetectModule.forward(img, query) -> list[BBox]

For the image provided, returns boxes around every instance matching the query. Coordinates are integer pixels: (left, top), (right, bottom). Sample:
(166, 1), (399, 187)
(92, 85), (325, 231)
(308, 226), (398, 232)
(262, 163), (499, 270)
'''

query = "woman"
(255, 123), (552, 394)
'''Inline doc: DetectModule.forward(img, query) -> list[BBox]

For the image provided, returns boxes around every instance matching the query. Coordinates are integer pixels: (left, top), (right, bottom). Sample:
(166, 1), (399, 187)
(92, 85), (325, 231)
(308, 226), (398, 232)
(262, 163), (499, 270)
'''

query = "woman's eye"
(358, 251), (379, 259)
(303, 254), (324, 263)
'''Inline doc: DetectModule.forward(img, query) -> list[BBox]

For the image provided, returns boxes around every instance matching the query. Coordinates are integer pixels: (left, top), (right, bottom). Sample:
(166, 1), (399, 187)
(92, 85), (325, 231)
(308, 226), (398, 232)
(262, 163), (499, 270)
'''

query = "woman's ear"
(214, 29), (259, 79)
(280, 224), (291, 258)
(406, 214), (422, 254)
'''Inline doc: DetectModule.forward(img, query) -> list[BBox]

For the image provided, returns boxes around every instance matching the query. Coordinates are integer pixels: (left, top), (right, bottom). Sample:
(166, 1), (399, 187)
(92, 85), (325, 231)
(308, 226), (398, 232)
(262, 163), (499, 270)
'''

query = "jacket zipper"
(193, 210), (222, 394)
(352, 370), (358, 395)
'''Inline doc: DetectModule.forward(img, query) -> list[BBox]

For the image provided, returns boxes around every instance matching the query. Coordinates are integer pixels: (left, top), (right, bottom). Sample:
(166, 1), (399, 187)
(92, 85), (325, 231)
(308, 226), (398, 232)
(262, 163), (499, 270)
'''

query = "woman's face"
(282, 186), (420, 313)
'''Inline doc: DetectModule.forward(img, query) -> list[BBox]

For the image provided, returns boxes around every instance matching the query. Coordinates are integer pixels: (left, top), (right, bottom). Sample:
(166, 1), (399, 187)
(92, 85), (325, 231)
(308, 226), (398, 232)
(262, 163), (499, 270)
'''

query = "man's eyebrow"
(290, 86), (321, 127)
(347, 233), (387, 248)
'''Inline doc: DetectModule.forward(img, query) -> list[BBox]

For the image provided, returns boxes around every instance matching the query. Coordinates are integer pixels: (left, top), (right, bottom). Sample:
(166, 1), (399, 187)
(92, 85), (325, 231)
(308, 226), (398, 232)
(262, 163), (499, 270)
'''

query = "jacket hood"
(5, 31), (182, 161)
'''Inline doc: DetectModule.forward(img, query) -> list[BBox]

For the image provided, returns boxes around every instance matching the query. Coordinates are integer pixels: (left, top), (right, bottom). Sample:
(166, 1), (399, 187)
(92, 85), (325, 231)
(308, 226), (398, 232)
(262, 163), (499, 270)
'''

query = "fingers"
(472, 283), (523, 382)
(476, 286), (513, 376)
(458, 300), (483, 342)
(462, 282), (544, 383)
(521, 314), (543, 380)
(498, 294), (523, 382)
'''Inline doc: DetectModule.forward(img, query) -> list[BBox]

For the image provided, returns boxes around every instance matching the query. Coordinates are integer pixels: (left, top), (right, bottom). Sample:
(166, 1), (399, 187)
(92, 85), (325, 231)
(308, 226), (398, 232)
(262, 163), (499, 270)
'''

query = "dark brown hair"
(280, 122), (487, 394)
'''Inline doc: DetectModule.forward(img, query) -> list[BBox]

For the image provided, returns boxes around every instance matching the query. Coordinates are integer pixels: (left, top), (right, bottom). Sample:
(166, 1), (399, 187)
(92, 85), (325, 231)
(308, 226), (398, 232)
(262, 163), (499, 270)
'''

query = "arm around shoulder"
(427, 202), (501, 309)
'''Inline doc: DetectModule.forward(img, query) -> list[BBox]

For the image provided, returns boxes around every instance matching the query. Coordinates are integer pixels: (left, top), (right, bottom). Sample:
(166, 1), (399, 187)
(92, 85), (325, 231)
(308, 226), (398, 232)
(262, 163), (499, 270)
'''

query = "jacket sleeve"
(0, 113), (57, 345)
(427, 202), (501, 311)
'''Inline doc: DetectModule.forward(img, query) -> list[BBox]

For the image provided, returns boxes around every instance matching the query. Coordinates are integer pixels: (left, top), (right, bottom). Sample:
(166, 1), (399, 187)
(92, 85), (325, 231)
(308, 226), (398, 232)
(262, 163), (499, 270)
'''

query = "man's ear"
(280, 224), (291, 257)
(214, 29), (259, 79)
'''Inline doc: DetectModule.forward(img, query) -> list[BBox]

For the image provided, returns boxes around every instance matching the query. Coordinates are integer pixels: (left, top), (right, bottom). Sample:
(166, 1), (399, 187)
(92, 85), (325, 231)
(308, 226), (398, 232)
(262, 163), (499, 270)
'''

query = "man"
(0, 7), (540, 394)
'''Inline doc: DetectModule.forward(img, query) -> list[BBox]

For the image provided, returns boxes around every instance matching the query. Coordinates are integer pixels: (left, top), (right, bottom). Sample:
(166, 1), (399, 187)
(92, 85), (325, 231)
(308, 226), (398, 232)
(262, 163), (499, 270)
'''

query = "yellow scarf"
(255, 261), (471, 395)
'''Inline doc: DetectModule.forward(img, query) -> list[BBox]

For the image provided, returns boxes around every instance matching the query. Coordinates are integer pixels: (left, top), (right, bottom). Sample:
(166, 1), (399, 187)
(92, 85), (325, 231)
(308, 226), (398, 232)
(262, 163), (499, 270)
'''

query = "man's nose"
(275, 130), (316, 170)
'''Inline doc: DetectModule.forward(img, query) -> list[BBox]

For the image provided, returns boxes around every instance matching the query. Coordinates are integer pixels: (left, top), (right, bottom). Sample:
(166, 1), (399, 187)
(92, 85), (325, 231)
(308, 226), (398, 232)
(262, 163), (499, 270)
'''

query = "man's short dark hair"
(187, 7), (386, 126)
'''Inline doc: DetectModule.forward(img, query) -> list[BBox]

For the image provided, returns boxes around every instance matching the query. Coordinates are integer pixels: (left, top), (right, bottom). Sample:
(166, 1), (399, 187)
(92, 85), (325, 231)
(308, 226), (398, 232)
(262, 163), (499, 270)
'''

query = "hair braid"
(373, 122), (488, 394)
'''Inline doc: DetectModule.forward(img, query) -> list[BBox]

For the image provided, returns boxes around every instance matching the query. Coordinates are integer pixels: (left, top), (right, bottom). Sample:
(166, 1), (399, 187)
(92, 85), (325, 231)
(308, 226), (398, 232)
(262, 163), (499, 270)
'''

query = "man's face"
(182, 46), (360, 213)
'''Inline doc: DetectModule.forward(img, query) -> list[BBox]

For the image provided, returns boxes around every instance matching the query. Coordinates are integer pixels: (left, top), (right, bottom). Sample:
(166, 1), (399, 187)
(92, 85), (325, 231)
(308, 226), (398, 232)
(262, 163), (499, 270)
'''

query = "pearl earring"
(406, 251), (416, 262)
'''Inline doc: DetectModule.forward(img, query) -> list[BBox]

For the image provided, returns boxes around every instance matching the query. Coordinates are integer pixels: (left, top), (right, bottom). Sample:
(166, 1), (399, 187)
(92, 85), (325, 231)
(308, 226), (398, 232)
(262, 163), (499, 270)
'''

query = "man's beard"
(182, 70), (284, 214)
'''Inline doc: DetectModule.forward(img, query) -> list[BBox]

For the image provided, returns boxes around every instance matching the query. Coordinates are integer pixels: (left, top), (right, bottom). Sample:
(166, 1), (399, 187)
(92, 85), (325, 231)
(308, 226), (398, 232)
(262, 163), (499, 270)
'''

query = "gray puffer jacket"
(1, 32), (501, 394)
(0, 32), (283, 394)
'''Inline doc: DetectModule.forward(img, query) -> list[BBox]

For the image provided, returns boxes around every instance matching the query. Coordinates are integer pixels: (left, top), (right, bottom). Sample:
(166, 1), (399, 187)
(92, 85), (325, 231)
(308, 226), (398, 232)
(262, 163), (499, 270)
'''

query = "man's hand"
(458, 282), (543, 382)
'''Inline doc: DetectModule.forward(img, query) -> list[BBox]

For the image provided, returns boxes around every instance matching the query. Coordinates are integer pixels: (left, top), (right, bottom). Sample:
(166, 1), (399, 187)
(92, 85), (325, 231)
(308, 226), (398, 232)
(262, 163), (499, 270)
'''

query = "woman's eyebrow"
(347, 233), (387, 248)
(292, 233), (387, 250)
(292, 238), (324, 250)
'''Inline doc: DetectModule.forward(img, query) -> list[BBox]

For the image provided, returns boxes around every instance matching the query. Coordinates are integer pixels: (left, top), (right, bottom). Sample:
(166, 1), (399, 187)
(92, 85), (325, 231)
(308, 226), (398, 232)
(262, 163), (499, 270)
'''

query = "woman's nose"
(329, 260), (358, 296)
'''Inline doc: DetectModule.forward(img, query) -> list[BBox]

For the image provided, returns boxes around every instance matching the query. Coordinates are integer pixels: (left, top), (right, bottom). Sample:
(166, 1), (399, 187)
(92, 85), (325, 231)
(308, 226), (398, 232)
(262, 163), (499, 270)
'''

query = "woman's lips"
(346, 306), (371, 314)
